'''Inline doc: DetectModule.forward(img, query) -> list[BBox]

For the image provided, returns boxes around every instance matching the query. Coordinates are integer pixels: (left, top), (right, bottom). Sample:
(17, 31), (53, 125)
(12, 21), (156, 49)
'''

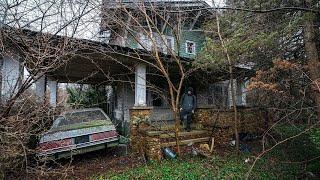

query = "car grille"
(74, 135), (90, 144)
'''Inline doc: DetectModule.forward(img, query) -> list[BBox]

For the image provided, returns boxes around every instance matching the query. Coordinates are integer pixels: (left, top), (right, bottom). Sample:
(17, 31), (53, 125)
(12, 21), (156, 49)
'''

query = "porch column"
(35, 76), (46, 103)
(228, 79), (237, 108)
(1, 54), (23, 102)
(48, 80), (57, 107)
(134, 63), (147, 106)
(131, 63), (153, 155)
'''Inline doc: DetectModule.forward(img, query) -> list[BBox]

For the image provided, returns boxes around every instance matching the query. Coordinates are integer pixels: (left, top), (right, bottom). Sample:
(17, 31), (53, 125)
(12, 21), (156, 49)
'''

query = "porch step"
(161, 137), (210, 147)
(145, 129), (209, 138)
(154, 123), (203, 131)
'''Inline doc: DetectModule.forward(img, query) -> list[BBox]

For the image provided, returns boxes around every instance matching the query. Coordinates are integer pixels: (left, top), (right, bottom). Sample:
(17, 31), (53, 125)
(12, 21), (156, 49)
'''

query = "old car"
(38, 108), (119, 158)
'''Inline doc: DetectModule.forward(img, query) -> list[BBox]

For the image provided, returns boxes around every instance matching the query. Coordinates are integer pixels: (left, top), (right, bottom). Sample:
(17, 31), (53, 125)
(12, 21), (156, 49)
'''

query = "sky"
(1, 0), (226, 41)
(206, 0), (225, 7)
(2, 0), (225, 81)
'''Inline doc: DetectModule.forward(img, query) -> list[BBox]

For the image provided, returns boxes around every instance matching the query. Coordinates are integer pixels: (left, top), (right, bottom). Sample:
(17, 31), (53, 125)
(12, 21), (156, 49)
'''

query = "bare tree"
(99, 0), (210, 156)
(0, 0), (106, 177)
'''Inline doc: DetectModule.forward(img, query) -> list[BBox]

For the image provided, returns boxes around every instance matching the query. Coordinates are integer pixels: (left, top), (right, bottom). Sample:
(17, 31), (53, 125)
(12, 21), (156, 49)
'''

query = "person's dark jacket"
(180, 91), (196, 112)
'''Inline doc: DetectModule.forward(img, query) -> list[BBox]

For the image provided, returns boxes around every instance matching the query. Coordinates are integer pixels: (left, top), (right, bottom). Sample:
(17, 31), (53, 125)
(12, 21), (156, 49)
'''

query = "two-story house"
(97, 0), (250, 127)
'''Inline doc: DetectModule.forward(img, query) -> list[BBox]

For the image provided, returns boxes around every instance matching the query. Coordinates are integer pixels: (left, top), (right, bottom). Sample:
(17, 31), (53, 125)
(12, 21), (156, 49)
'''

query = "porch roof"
(4, 27), (253, 85)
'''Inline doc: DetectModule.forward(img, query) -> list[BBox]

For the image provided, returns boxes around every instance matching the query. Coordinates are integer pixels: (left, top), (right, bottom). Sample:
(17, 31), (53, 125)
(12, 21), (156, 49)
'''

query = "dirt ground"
(5, 146), (144, 180)
(5, 145), (223, 179)
(57, 147), (144, 179)
(43, 145), (236, 179)
(5, 142), (256, 179)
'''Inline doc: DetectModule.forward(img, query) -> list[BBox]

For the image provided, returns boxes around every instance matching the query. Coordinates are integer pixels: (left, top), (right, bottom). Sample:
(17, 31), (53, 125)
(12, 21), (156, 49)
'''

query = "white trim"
(185, 40), (196, 55)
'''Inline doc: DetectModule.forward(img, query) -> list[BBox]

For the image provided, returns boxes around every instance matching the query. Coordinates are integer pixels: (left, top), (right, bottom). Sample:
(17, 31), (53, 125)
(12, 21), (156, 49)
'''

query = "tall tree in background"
(304, 0), (320, 121)
(200, 0), (319, 121)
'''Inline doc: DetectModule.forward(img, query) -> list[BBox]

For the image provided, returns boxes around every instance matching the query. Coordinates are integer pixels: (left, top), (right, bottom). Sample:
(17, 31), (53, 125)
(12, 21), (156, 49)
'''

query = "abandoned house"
(0, 0), (254, 137)
(98, 0), (251, 128)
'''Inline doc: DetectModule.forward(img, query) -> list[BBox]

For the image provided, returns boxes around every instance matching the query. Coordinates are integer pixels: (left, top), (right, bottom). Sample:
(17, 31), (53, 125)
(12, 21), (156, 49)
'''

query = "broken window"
(186, 41), (196, 54)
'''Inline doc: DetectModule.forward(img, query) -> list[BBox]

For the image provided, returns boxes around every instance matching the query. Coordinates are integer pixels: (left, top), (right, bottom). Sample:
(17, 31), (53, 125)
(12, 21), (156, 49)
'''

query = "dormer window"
(186, 41), (196, 54)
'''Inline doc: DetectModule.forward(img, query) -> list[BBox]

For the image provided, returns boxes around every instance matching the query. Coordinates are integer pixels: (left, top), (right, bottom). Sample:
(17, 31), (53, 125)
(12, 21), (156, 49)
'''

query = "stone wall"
(194, 107), (267, 145)
(129, 107), (153, 153)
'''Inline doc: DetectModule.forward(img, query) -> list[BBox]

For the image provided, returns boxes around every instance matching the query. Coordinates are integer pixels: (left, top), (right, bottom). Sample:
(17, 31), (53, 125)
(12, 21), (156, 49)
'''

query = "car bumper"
(38, 136), (119, 157)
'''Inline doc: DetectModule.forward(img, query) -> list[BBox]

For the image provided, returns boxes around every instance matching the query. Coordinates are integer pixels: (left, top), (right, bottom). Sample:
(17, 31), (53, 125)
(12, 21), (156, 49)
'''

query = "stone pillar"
(135, 63), (147, 107)
(48, 80), (57, 107)
(35, 76), (46, 103)
(1, 54), (23, 102)
(131, 64), (153, 154)
(129, 106), (152, 153)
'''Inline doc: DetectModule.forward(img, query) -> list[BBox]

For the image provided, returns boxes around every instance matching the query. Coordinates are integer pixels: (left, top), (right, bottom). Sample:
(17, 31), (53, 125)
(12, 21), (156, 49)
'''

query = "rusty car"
(38, 108), (119, 158)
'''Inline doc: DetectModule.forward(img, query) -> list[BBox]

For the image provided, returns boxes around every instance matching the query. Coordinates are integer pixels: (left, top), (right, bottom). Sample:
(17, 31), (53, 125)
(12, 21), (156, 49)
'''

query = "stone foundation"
(129, 106), (153, 153)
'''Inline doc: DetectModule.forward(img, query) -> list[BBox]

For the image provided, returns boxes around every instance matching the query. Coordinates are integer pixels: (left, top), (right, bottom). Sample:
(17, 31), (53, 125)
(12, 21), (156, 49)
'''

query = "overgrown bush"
(67, 86), (109, 111)
(0, 94), (61, 177)
(247, 60), (318, 123)
(310, 128), (320, 149)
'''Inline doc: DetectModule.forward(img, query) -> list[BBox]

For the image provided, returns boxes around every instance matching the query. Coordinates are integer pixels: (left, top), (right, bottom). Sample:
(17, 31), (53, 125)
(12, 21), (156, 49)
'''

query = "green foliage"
(196, 0), (305, 71)
(267, 124), (320, 174)
(91, 124), (320, 179)
(92, 155), (312, 179)
(67, 86), (108, 110)
(92, 157), (258, 180)
(310, 128), (320, 149)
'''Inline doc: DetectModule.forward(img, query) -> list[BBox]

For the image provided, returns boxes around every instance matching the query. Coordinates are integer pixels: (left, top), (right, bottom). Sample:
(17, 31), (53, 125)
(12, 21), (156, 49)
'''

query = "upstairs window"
(166, 37), (174, 50)
(186, 41), (196, 54)
(163, 36), (174, 54)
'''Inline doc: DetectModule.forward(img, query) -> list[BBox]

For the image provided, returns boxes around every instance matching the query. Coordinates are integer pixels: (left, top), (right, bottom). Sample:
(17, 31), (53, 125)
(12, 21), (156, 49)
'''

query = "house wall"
(114, 79), (249, 126)
(1, 54), (23, 102)
(123, 27), (205, 58)
(114, 83), (135, 123)
(178, 30), (205, 59)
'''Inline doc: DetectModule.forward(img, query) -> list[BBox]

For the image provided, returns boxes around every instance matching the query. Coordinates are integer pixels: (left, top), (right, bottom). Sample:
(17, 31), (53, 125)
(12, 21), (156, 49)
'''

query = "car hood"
(40, 120), (117, 143)
(48, 120), (113, 133)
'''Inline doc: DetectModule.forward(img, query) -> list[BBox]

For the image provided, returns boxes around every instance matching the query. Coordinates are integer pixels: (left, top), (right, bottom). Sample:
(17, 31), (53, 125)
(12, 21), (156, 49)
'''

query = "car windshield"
(51, 109), (109, 129)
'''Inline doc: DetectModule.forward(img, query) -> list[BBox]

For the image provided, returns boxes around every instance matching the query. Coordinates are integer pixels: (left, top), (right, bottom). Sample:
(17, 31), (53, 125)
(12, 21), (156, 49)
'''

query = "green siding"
(178, 30), (205, 59)
(126, 33), (139, 49)
(123, 28), (205, 60)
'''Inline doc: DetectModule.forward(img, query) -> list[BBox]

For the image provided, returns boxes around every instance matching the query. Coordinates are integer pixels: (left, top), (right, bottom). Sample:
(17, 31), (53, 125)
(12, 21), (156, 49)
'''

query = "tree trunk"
(230, 76), (240, 154)
(215, 13), (240, 154)
(174, 110), (181, 157)
(304, 1), (320, 121)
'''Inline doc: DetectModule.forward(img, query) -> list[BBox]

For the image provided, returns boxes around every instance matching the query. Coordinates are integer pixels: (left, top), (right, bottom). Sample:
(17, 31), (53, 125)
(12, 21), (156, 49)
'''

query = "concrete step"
(145, 129), (209, 138)
(155, 123), (202, 131)
(161, 137), (210, 147)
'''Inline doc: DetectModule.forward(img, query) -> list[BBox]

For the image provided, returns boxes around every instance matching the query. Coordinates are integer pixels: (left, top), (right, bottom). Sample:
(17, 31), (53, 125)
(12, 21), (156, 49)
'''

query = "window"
(162, 36), (175, 54)
(98, 30), (111, 43)
(208, 84), (228, 108)
(138, 33), (152, 51)
(166, 37), (174, 50)
(186, 41), (196, 54)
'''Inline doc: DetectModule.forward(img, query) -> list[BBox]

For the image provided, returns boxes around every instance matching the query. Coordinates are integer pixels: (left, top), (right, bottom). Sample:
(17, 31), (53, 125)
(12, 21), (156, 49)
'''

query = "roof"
(105, 0), (210, 9)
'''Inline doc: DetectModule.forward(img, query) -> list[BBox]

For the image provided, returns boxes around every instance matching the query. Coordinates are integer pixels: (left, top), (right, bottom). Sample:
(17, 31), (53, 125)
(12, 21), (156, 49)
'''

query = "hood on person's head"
(187, 87), (193, 95)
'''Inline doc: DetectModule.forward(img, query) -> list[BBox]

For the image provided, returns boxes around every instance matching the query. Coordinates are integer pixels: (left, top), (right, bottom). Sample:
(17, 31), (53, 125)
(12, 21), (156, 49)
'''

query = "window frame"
(162, 35), (175, 54)
(185, 40), (196, 55)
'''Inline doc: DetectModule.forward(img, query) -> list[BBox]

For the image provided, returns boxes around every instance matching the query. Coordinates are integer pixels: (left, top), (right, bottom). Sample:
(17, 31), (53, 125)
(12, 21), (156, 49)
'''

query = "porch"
(1, 30), (263, 160)
(131, 108), (267, 161)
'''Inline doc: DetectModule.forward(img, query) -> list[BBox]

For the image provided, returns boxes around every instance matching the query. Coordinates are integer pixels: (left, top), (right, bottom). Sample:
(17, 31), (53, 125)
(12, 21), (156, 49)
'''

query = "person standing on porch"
(180, 87), (197, 132)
